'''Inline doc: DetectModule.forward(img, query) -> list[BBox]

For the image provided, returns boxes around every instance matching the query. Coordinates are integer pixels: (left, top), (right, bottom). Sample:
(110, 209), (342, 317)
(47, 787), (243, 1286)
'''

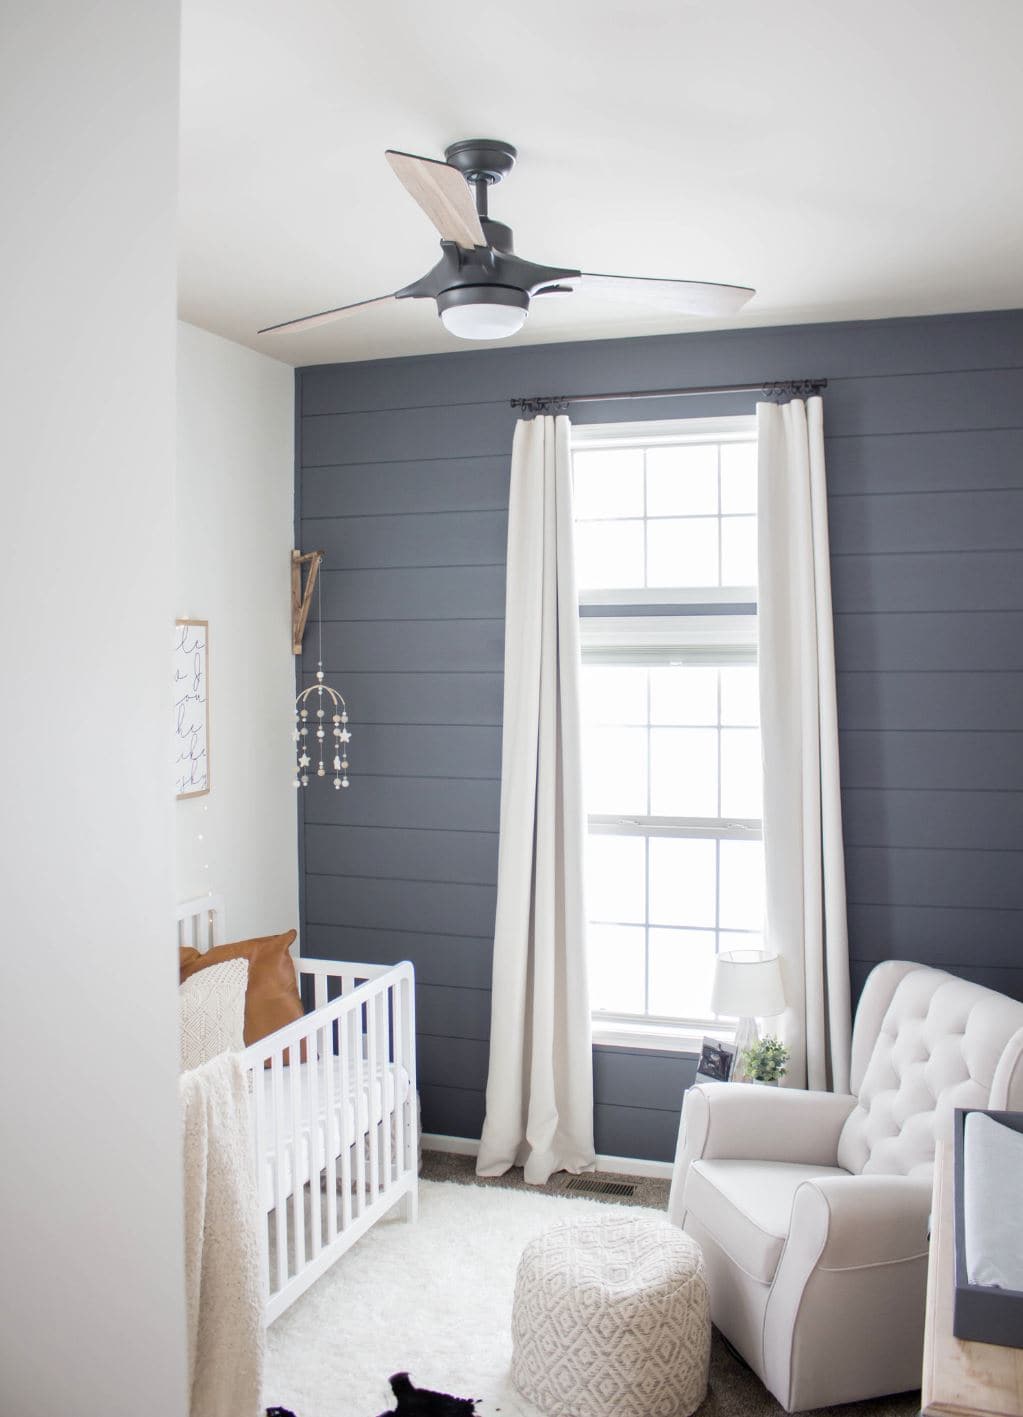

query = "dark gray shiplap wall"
(297, 309), (1023, 1161)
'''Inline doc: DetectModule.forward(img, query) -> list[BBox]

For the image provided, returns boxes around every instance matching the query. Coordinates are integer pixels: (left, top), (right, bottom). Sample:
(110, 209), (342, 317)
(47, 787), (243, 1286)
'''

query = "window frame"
(573, 415), (761, 1053)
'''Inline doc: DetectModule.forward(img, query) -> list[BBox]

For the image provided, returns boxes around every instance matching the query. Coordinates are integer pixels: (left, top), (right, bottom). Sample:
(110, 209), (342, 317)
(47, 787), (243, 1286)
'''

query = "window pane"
(646, 445), (718, 517)
(647, 518), (719, 588)
(649, 928), (717, 1020)
(588, 923), (646, 1014)
(586, 834), (645, 925)
(719, 840), (765, 931)
(649, 665), (717, 726)
(720, 442), (757, 513)
(650, 728), (719, 816)
(648, 837), (716, 928)
(720, 665), (759, 726)
(721, 515), (757, 586)
(584, 725), (647, 814)
(573, 448), (645, 519)
(582, 665), (648, 726)
(575, 520), (645, 590)
(720, 728), (762, 817)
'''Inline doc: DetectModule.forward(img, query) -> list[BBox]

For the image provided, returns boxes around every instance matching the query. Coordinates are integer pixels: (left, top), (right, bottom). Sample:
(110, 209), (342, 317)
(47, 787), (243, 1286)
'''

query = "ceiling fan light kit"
(438, 285), (529, 339)
(260, 138), (755, 343)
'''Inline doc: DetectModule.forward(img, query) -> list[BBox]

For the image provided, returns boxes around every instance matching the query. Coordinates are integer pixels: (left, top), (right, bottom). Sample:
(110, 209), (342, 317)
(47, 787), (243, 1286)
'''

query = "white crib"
(177, 896), (418, 1322)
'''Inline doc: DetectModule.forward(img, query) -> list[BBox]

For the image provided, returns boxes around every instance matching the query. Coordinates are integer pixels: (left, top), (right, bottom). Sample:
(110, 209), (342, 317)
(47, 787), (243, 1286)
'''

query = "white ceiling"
(178, 0), (1023, 367)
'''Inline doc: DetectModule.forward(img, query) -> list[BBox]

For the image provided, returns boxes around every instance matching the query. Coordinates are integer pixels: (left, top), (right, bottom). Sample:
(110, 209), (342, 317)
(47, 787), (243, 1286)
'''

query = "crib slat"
(377, 989), (391, 1193)
(272, 1052), (287, 1295)
(313, 974), (327, 1012)
(289, 1048), (306, 1275)
(388, 982), (402, 1191)
(307, 1024), (322, 1260)
(351, 1007), (365, 1218)
(402, 973), (417, 1181)
(323, 1021), (340, 1243)
(366, 995), (380, 1205)
(249, 1058), (271, 1303)
(336, 1010), (352, 1233)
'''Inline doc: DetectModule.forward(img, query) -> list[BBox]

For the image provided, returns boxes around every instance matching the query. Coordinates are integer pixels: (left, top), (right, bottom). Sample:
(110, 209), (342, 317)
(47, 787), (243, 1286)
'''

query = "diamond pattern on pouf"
(511, 1213), (710, 1417)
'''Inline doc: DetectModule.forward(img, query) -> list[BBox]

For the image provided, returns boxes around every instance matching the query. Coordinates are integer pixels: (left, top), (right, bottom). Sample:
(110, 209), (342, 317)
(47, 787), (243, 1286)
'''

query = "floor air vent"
(564, 1176), (636, 1198)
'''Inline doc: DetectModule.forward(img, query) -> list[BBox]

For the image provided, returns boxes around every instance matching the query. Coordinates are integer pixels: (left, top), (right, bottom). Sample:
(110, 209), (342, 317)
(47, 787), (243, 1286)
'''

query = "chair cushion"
(684, 1158), (849, 1284)
(838, 968), (1023, 1178)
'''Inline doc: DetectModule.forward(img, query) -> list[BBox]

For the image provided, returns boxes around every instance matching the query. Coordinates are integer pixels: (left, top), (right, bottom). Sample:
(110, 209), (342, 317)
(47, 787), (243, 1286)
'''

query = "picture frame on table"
(174, 618), (210, 799)
(696, 1035), (737, 1084)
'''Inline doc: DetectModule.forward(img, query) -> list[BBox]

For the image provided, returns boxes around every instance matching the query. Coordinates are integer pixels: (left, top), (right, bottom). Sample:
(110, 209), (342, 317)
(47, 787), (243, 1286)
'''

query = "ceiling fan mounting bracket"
(444, 138), (517, 186)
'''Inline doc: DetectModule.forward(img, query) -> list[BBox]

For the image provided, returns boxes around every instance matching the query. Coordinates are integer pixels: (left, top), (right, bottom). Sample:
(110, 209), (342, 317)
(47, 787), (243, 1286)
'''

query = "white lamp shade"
(711, 950), (786, 1019)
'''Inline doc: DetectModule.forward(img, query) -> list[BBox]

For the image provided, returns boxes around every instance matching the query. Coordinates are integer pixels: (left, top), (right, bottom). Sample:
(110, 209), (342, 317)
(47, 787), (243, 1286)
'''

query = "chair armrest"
(763, 1172), (933, 1407)
(788, 1171), (933, 1269)
(685, 1083), (856, 1165)
(668, 1083), (857, 1225)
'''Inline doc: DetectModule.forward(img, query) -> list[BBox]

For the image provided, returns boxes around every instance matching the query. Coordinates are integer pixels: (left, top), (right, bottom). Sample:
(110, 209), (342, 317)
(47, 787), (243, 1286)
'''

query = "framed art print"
(174, 618), (210, 798)
(696, 1035), (737, 1084)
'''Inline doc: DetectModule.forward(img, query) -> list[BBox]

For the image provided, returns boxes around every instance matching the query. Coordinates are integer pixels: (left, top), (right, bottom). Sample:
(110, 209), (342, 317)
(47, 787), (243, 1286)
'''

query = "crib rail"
(242, 958), (417, 1323)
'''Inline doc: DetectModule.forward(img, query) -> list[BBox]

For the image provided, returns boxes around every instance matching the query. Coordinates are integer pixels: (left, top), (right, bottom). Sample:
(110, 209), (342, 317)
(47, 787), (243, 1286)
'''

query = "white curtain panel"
(757, 397), (852, 1092)
(476, 414), (596, 1184)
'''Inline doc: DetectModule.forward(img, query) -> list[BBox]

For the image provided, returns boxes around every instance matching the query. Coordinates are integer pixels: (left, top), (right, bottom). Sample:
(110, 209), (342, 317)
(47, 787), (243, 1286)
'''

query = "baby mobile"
(293, 564), (350, 790)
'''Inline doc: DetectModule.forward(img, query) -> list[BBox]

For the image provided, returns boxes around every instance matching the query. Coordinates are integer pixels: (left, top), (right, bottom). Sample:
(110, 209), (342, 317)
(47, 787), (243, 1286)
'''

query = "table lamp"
(711, 949), (786, 1074)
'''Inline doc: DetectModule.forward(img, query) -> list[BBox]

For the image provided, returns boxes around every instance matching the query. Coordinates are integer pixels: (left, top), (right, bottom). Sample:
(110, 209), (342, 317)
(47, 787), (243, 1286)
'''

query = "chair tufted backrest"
(836, 962), (1023, 1178)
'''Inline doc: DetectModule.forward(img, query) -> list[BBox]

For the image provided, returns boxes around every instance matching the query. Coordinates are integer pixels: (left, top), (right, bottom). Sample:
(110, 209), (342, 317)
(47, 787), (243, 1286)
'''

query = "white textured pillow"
(179, 957), (249, 1072)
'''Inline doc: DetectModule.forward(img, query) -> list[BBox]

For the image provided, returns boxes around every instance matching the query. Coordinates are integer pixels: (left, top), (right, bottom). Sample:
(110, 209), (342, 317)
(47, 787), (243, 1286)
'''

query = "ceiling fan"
(259, 139), (755, 343)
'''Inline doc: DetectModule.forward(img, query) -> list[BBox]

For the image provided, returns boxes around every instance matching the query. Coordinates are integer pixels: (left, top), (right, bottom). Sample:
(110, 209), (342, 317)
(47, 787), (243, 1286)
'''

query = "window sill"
(592, 1019), (735, 1055)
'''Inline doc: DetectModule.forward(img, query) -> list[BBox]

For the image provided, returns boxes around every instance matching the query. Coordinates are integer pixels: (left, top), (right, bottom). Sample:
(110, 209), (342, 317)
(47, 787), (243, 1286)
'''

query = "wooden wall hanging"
(291, 548), (324, 654)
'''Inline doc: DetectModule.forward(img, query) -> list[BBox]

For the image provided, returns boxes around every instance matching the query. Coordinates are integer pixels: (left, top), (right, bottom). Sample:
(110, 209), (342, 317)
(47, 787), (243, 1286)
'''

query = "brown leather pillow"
(178, 930), (303, 1047)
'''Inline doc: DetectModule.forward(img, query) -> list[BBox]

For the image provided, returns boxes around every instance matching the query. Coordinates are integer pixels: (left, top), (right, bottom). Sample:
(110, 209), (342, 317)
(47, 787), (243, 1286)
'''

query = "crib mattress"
(254, 1056), (411, 1208)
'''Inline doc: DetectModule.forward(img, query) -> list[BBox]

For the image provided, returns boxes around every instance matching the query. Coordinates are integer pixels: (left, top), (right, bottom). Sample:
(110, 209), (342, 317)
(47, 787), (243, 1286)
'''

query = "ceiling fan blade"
(385, 149), (486, 251)
(258, 293), (397, 336)
(566, 273), (755, 317)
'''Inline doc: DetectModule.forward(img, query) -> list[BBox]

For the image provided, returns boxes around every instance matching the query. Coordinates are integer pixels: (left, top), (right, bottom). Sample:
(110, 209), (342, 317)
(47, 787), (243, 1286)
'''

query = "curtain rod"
(509, 378), (827, 414)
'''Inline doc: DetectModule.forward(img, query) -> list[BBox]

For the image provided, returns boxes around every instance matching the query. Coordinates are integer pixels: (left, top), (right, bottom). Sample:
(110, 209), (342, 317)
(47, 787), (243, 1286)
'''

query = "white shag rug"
(264, 1178), (653, 1417)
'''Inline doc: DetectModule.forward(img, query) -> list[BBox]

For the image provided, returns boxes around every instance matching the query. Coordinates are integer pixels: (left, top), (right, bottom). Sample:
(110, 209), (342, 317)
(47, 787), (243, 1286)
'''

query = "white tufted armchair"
(668, 961), (1023, 1412)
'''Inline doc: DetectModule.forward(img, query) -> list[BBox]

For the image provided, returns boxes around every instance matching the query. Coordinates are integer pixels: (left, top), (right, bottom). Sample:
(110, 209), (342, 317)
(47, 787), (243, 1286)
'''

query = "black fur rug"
(377, 1372), (479, 1416)
(267, 1370), (479, 1417)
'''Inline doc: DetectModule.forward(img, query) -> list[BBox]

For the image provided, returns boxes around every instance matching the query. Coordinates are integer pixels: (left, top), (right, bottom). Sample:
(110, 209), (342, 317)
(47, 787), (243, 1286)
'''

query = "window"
(573, 417), (764, 1048)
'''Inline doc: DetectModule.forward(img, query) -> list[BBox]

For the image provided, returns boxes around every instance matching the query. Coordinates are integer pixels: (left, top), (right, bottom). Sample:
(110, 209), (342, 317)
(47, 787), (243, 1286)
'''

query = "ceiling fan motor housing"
(436, 284), (530, 320)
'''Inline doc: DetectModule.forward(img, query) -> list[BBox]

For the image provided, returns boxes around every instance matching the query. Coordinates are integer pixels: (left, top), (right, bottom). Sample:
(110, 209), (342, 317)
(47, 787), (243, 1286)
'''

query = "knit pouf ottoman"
(511, 1214), (710, 1417)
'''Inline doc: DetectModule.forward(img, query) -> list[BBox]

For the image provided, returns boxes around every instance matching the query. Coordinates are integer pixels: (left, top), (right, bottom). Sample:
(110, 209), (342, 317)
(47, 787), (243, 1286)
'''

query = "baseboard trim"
(421, 1133), (674, 1181)
(595, 1153), (674, 1180)
(422, 1133), (480, 1158)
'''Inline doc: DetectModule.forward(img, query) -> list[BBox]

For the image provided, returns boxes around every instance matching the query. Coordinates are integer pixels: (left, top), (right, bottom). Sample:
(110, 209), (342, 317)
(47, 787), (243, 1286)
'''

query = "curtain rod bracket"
(512, 396), (569, 413)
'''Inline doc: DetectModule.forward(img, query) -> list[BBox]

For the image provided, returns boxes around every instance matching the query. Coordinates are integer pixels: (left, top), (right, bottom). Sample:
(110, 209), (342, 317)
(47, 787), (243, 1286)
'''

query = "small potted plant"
(742, 1036), (789, 1085)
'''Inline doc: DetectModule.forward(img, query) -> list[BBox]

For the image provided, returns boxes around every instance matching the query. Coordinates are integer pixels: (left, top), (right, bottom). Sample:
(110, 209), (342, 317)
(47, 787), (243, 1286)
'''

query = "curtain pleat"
(476, 415), (596, 1184)
(757, 397), (851, 1092)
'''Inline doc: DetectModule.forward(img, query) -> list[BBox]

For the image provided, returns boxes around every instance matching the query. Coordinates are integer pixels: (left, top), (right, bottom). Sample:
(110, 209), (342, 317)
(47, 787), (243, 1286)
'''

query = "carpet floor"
(264, 1177), (921, 1417)
(420, 1148), (672, 1209)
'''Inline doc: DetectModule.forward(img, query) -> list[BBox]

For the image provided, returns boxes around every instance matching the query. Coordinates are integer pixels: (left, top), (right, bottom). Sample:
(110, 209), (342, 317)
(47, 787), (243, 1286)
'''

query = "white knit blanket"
(181, 1052), (265, 1417)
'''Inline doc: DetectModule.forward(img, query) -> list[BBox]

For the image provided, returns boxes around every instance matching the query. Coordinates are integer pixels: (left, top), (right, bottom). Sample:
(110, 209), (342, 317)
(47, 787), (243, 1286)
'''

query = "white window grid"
(572, 417), (758, 593)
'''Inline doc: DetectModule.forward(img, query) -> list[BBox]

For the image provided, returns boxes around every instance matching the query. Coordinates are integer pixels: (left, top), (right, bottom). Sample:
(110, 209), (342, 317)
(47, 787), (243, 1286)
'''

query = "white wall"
(176, 322), (299, 941)
(0, 5), (187, 1415)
